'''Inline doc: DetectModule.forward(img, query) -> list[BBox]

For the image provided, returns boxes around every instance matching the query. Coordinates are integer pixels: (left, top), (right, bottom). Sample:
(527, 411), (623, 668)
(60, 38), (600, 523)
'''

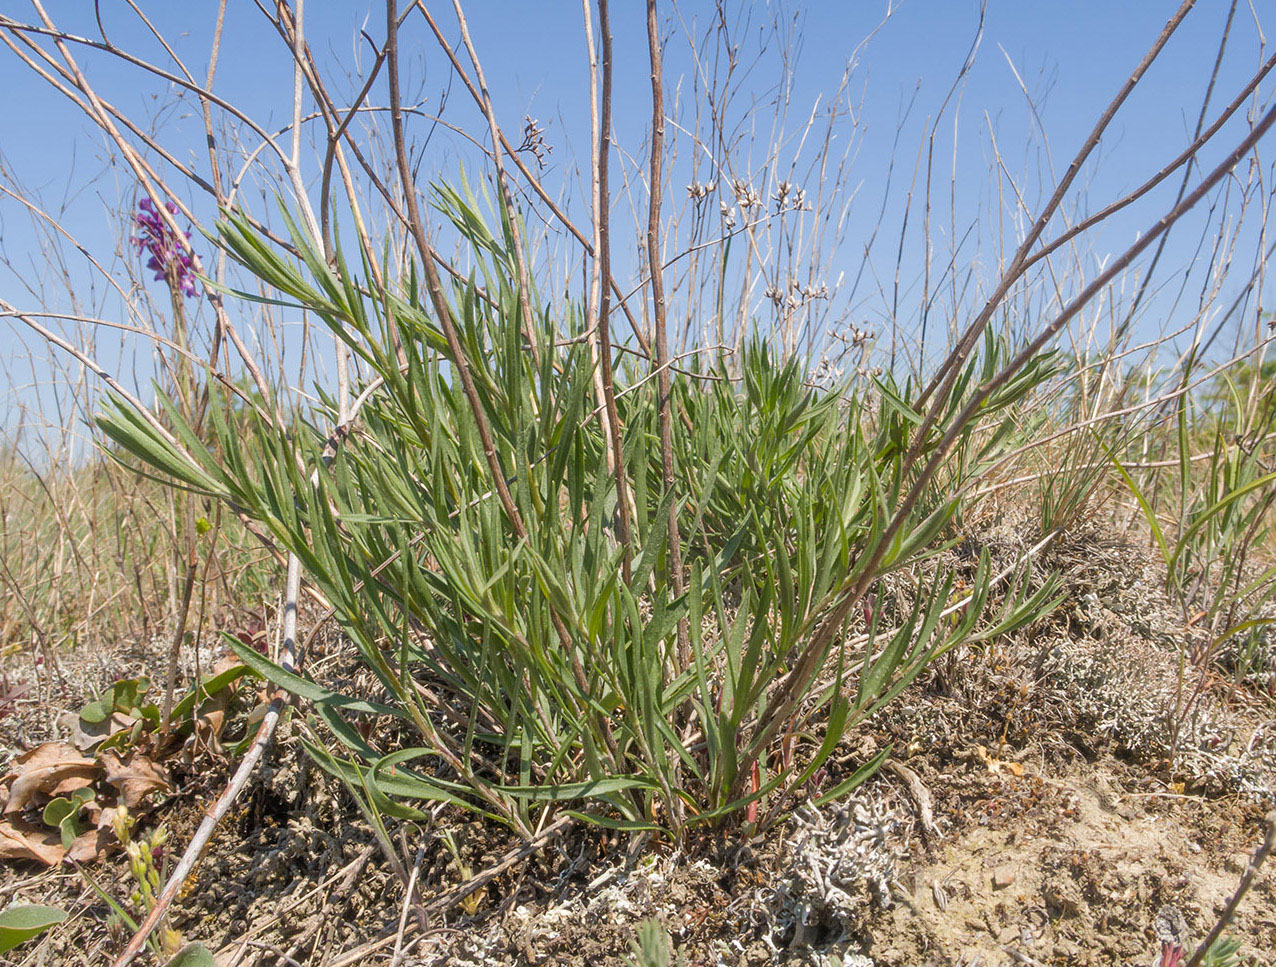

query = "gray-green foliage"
(1196, 934), (1244, 967)
(97, 186), (1061, 840)
(1112, 355), (1276, 692)
(627, 921), (683, 967)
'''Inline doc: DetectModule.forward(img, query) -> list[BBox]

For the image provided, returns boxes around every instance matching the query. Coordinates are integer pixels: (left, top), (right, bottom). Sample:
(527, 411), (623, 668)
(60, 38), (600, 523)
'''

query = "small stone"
(992, 865), (1017, 889)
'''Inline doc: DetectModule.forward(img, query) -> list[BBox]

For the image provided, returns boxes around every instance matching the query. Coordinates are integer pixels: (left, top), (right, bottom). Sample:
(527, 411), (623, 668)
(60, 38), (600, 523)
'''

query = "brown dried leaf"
(71, 711), (141, 753)
(98, 749), (170, 809)
(4, 743), (98, 814)
(195, 708), (226, 750)
(96, 805), (119, 830)
(974, 744), (1024, 777)
(211, 652), (243, 678)
(67, 825), (113, 864)
(0, 816), (65, 865)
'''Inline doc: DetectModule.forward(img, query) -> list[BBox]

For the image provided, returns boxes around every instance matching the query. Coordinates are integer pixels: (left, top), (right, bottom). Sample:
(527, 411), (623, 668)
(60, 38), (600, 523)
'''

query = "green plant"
(0, 904), (66, 954)
(1195, 933), (1244, 967)
(42, 787), (95, 850)
(72, 817), (215, 967)
(73, 666), (248, 756)
(627, 920), (684, 967)
(163, 944), (216, 967)
(0, 665), (250, 868)
(98, 188), (1061, 842)
(1110, 351), (1276, 754)
(110, 806), (184, 958)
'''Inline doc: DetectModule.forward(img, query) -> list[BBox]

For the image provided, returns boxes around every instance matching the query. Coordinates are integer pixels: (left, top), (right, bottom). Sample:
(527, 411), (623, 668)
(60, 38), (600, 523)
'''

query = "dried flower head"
(732, 178), (764, 211)
(686, 180), (716, 202)
(517, 115), (552, 169)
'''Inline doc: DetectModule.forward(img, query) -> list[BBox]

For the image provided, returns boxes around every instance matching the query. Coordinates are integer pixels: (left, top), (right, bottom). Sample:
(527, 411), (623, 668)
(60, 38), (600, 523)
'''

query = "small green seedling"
(42, 786), (95, 849)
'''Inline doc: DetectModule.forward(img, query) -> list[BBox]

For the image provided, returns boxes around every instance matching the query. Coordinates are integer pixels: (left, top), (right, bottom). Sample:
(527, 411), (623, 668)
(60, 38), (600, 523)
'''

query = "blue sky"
(1, 2), (1272, 454)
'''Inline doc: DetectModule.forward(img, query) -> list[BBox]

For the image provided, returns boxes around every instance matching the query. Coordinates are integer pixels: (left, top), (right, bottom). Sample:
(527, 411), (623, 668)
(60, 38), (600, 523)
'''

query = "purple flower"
(131, 196), (198, 298)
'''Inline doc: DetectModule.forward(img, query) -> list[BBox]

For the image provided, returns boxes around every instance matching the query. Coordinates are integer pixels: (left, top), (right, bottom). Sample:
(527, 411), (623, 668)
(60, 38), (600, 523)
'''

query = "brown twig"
(111, 556), (303, 967)
(592, 0), (634, 581)
(646, 0), (689, 674)
(884, 759), (941, 842)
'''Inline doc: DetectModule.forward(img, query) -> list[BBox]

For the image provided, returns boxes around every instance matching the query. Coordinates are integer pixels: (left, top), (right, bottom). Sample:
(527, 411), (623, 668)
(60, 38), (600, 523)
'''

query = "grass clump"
(97, 189), (1062, 842)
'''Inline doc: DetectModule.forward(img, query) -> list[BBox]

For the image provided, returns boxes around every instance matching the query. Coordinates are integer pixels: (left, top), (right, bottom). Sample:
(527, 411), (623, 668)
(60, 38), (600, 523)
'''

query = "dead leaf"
(67, 824), (113, 864)
(71, 710), (141, 753)
(974, 743), (1024, 777)
(185, 681), (234, 758)
(81, 797), (103, 827)
(98, 750), (170, 808)
(96, 805), (121, 834)
(0, 816), (65, 865)
(4, 743), (98, 814)
(211, 652), (243, 677)
(459, 884), (487, 915)
(195, 707), (226, 751)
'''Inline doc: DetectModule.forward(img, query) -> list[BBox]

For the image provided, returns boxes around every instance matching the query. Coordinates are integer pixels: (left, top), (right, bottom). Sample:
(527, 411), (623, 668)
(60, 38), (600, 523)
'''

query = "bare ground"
(2, 526), (1273, 966)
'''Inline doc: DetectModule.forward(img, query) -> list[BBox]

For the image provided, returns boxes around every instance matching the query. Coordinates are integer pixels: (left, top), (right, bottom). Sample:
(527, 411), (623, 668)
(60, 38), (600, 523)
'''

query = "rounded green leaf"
(0, 904), (67, 953)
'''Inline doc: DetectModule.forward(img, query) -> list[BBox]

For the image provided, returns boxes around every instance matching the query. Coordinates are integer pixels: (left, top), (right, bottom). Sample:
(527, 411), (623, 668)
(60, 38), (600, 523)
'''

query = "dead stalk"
(593, 0), (634, 580)
(645, 0), (689, 670)
(731, 77), (1276, 803)
(450, 0), (542, 369)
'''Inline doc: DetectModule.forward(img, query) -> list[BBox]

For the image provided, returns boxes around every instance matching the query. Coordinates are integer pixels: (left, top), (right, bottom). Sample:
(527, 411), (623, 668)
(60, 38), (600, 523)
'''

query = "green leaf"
(564, 810), (665, 834)
(493, 776), (658, 802)
(79, 677), (149, 724)
(813, 745), (892, 806)
(41, 798), (76, 830)
(0, 905), (67, 953)
(42, 787), (92, 850)
(226, 633), (403, 718)
(164, 943), (217, 967)
(169, 664), (249, 722)
(1106, 446), (1169, 565)
(303, 741), (467, 809)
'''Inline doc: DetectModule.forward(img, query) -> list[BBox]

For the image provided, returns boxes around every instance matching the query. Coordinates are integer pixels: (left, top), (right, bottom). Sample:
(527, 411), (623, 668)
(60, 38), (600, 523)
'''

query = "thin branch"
(450, 0), (542, 367)
(646, 0), (689, 672)
(110, 557), (303, 967)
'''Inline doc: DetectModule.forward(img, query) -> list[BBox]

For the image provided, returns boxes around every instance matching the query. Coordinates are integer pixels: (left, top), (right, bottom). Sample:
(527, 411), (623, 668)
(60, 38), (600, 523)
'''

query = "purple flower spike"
(132, 195), (198, 298)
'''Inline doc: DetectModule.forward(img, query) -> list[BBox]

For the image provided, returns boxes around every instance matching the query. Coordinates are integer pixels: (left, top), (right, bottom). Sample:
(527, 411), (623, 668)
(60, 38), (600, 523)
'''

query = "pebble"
(992, 864), (1017, 889)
